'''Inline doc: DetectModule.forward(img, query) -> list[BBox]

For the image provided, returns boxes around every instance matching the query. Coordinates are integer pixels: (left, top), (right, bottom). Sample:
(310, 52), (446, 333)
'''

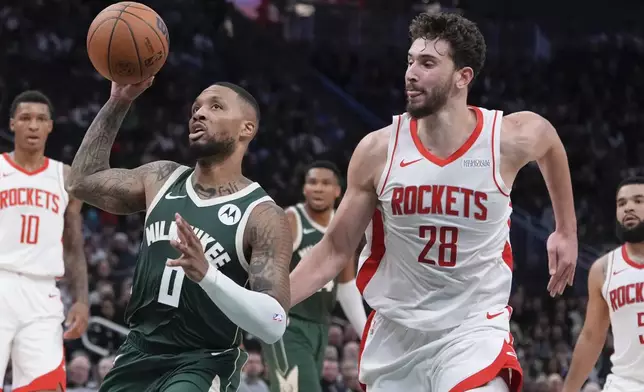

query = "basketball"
(87, 2), (170, 85)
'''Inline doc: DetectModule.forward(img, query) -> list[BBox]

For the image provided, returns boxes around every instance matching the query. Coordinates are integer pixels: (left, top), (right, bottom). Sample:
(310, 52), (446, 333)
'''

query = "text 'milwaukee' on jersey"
(0, 153), (68, 278)
(126, 166), (275, 351)
(602, 245), (644, 383)
(357, 108), (514, 333)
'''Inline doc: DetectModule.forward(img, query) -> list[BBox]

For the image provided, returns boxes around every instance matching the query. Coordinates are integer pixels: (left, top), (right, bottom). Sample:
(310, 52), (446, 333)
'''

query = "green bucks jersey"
(125, 166), (273, 351)
(287, 203), (337, 324)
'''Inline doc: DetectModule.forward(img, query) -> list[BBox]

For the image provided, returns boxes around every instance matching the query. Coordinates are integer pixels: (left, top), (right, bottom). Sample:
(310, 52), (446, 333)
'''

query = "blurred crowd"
(2, 0), (642, 391)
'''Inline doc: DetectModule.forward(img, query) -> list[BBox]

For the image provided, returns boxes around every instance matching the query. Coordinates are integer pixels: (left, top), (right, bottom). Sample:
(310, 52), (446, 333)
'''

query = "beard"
(615, 220), (644, 243)
(406, 80), (451, 118)
(188, 136), (236, 163)
(307, 201), (334, 213)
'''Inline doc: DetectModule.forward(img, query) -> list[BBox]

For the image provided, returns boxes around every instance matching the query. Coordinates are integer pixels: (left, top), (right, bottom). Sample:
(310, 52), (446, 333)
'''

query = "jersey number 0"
(418, 225), (459, 267)
(158, 264), (186, 308)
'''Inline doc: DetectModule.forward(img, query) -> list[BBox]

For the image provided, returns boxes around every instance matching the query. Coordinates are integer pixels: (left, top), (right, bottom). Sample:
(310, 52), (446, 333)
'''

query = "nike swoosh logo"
(613, 268), (628, 276)
(48, 294), (57, 298)
(486, 311), (504, 319)
(303, 228), (316, 234)
(1, 173), (14, 177)
(400, 158), (422, 167)
(165, 193), (186, 200)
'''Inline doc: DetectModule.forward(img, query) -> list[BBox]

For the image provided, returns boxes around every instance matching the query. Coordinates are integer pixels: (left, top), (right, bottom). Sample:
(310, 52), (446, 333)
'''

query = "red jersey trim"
(490, 110), (510, 197)
(2, 153), (50, 176)
(622, 245), (644, 269)
(409, 106), (484, 167)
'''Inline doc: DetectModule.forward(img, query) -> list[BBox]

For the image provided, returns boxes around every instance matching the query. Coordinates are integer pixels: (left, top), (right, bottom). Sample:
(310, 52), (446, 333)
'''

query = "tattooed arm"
(246, 202), (292, 311)
(195, 201), (292, 344)
(65, 96), (179, 214)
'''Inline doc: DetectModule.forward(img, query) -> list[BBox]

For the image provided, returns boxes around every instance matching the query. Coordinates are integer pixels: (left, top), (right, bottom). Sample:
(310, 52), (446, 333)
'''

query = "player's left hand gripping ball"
(167, 213), (209, 282)
(63, 302), (90, 340)
(546, 230), (578, 297)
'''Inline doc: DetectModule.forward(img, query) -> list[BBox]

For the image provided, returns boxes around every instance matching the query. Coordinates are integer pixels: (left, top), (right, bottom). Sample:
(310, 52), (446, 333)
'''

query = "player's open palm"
(546, 231), (578, 297)
(110, 76), (154, 102)
(167, 213), (210, 282)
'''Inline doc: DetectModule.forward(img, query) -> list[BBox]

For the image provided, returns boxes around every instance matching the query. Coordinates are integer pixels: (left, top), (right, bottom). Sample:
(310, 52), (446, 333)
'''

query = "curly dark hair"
(409, 12), (486, 81)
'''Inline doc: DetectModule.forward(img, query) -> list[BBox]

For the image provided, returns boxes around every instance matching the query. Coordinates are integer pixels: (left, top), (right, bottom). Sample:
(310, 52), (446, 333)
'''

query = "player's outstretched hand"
(546, 231), (578, 297)
(167, 213), (209, 282)
(110, 76), (154, 102)
(63, 302), (89, 340)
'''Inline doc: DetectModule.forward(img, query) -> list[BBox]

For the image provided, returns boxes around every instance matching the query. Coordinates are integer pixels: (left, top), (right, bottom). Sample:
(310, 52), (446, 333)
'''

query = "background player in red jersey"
(563, 177), (644, 392)
(289, 12), (578, 392)
(0, 91), (88, 392)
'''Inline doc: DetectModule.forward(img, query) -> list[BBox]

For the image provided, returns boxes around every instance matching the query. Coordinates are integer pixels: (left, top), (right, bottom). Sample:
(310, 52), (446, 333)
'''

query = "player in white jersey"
(0, 91), (89, 392)
(289, 12), (578, 392)
(563, 177), (644, 392)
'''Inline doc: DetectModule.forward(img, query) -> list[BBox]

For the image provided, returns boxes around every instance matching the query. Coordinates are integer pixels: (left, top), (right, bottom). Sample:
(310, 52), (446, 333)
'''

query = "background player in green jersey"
(66, 77), (293, 392)
(262, 161), (367, 392)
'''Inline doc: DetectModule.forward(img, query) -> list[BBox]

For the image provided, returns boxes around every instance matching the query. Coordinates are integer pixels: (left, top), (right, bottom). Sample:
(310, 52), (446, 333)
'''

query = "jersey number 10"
(418, 225), (459, 267)
(20, 214), (40, 245)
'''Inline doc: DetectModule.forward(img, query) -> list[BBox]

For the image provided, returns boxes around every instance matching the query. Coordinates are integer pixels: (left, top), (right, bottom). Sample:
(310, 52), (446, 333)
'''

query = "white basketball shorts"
(603, 374), (644, 392)
(0, 269), (66, 392)
(358, 308), (523, 392)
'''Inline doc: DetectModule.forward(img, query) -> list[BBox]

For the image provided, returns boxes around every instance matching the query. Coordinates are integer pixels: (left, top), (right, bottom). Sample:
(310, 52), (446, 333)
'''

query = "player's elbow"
(64, 177), (84, 198)
(255, 304), (287, 344)
(258, 319), (286, 345)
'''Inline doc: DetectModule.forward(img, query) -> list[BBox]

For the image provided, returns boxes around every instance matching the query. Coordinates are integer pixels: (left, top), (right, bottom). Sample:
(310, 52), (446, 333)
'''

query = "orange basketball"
(87, 2), (170, 85)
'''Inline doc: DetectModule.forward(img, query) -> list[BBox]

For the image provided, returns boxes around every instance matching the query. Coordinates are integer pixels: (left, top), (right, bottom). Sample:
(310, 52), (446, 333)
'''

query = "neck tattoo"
(193, 181), (241, 199)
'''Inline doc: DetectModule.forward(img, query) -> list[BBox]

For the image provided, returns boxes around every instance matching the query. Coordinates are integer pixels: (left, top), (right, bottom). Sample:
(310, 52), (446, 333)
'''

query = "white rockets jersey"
(0, 153), (68, 278)
(601, 245), (644, 383)
(357, 107), (513, 332)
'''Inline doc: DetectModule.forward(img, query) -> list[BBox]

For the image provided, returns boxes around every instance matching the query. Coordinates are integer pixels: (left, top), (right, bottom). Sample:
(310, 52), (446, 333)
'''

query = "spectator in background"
(320, 359), (345, 392)
(239, 351), (269, 392)
(67, 351), (94, 391)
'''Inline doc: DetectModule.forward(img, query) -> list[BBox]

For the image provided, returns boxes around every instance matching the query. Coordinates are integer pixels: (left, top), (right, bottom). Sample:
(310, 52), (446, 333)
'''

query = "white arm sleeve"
(198, 264), (287, 344)
(337, 279), (367, 336)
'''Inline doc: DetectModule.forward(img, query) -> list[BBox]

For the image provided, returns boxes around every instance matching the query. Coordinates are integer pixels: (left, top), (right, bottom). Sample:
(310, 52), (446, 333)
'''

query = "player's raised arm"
(66, 78), (179, 214)
(290, 131), (383, 307)
(502, 111), (578, 296)
(562, 257), (611, 392)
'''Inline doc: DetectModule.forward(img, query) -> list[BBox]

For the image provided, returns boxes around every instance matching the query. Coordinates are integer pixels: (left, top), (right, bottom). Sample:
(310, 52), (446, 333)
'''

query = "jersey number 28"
(418, 225), (459, 267)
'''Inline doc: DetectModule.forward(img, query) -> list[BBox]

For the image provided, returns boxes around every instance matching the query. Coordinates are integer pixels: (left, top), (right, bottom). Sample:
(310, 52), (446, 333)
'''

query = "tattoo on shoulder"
(145, 161), (181, 186)
(246, 203), (292, 310)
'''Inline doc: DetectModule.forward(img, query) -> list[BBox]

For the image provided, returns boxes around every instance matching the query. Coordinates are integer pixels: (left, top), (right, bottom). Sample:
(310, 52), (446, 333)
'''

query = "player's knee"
(466, 376), (510, 392)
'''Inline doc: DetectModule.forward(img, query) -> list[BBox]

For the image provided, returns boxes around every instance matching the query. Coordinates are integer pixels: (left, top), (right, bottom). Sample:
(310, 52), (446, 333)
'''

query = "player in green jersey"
(262, 161), (367, 392)
(66, 77), (293, 392)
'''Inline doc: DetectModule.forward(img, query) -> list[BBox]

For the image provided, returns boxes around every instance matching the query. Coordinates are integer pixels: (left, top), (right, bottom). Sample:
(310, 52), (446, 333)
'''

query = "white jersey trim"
(376, 115), (403, 195)
(145, 165), (191, 221)
(491, 110), (510, 196)
(56, 161), (69, 207)
(602, 250), (617, 299)
(286, 206), (303, 252)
